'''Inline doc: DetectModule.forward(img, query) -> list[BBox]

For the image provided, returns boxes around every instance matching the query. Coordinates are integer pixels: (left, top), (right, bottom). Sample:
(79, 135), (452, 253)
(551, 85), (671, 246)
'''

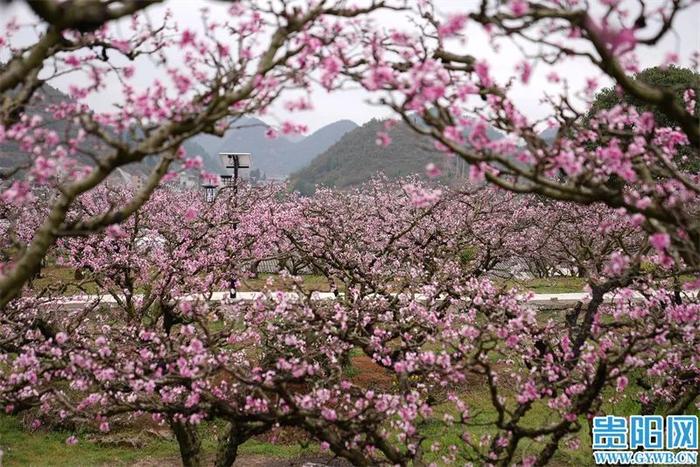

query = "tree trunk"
(171, 420), (202, 467)
(215, 422), (270, 467)
(214, 424), (243, 467)
(249, 260), (260, 278)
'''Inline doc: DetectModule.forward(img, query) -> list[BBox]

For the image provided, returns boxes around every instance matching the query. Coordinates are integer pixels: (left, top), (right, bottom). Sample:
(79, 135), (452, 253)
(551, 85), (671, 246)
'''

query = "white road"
(46, 289), (698, 311)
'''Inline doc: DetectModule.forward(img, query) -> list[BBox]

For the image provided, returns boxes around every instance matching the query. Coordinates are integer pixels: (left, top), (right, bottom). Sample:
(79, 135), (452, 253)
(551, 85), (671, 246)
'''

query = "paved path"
(49, 289), (698, 311)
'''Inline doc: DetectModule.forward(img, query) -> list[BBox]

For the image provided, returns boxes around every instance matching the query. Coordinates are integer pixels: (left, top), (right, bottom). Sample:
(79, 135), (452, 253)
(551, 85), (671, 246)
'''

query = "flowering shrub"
(0, 179), (696, 466)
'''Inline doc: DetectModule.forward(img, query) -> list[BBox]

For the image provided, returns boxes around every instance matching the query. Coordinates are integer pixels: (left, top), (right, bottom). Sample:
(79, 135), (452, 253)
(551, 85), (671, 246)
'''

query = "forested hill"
(289, 118), (502, 194)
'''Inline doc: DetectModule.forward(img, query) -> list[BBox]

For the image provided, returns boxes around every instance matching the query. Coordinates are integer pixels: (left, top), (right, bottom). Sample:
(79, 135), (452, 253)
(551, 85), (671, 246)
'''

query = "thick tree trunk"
(249, 259), (260, 278)
(171, 420), (202, 467)
(214, 424), (243, 467)
(214, 422), (270, 467)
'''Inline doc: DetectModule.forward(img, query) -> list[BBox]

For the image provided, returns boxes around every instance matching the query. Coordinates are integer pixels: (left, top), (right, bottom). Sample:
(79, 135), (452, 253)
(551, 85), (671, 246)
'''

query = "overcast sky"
(2, 0), (699, 133)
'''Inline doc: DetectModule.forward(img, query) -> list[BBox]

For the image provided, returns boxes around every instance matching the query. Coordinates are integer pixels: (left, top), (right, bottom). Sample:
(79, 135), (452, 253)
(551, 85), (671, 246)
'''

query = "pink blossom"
(566, 438), (581, 450)
(615, 375), (628, 392)
(321, 408), (337, 421)
(404, 184), (442, 208)
(474, 60), (492, 87)
(65, 55), (81, 67)
(384, 119), (399, 131)
(585, 77), (599, 95)
(509, 0), (529, 17)
(55, 333), (68, 345)
(265, 127), (279, 139)
(1, 181), (33, 205)
(604, 251), (630, 277)
(546, 72), (560, 83)
(376, 131), (392, 147)
(684, 89), (696, 114)
(663, 52), (679, 67)
(438, 15), (468, 38)
(184, 156), (203, 170)
(362, 65), (395, 91)
(422, 84), (445, 101)
(425, 163), (442, 178)
(515, 61), (532, 84)
(184, 206), (198, 222)
(106, 225), (127, 240)
(172, 73), (192, 94)
(162, 172), (178, 183)
(284, 98), (313, 112)
(112, 40), (131, 54)
(649, 233), (670, 251)
(201, 172), (220, 186)
(638, 112), (655, 134)
(321, 56), (342, 89)
(280, 121), (307, 136)
(611, 28), (636, 53)
(180, 29), (196, 47)
(469, 164), (485, 183)
(216, 43), (230, 57)
(516, 380), (538, 404)
(443, 126), (464, 144)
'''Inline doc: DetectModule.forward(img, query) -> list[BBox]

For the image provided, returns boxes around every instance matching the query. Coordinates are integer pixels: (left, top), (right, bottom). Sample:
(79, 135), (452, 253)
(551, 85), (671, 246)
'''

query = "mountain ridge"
(190, 118), (358, 178)
(289, 118), (467, 194)
(289, 119), (561, 194)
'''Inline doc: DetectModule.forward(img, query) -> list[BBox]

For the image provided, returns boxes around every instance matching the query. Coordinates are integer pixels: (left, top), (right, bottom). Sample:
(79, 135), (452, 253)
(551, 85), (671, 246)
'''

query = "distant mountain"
(293, 120), (358, 170)
(1, 87), (353, 184)
(288, 118), (494, 195)
(0, 85), (223, 181)
(0, 85), (73, 174)
(191, 118), (358, 178)
(539, 127), (559, 143)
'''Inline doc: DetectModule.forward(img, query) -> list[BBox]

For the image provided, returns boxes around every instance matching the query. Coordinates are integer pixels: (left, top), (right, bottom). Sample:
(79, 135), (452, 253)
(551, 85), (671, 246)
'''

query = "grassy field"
(0, 392), (639, 466)
(238, 273), (334, 292)
(0, 356), (661, 467)
(501, 276), (587, 294)
(29, 267), (100, 295)
(0, 416), (316, 466)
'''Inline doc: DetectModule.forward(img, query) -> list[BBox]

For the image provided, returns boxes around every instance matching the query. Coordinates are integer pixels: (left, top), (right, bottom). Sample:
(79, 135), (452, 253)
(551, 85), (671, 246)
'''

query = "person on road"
(229, 276), (237, 300)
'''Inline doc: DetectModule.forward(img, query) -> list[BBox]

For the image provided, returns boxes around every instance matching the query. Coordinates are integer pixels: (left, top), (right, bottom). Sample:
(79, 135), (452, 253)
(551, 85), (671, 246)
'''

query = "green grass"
(2, 374), (697, 467)
(503, 276), (587, 294)
(507, 274), (698, 294)
(239, 273), (334, 292)
(236, 439), (315, 458)
(0, 416), (174, 466)
(0, 416), (317, 466)
(28, 266), (100, 296)
(413, 384), (648, 466)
